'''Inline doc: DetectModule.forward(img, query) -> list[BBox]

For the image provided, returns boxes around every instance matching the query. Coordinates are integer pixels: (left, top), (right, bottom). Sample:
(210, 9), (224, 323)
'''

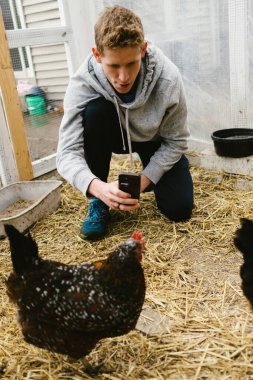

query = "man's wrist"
(87, 178), (102, 197)
(140, 174), (151, 192)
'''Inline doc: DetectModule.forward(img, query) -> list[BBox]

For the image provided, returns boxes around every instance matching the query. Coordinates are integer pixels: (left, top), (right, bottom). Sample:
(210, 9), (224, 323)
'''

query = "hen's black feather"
(4, 224), (39, 274)
(234, 218), (253, 308)
(4, 224), (145, 358)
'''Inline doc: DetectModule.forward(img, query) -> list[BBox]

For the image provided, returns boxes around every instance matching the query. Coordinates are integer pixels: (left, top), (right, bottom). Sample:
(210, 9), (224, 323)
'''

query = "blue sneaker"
(81, 198), (110, 240)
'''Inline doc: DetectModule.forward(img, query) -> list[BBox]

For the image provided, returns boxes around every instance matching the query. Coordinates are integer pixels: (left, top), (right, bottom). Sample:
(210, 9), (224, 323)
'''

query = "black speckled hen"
(4, 225), (145, 358)
(234, 218), (253, 308)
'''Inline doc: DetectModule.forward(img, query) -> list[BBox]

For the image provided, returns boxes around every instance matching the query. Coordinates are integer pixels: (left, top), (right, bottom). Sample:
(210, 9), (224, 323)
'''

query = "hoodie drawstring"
(114, 98), (126, 151)
(114, 98), (134, 171)
(125, 109), (134, 171)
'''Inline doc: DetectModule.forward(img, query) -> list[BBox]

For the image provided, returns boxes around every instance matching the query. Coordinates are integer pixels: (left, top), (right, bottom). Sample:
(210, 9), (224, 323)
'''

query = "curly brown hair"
(94, 5), (144, 54)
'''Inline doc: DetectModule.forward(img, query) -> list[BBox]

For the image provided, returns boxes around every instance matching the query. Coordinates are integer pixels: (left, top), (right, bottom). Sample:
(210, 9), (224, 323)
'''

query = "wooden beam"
(0, 9), (33, 181)
(32, 153), (57, 178)
(6, 26), (72, 49)
(0, 93), (19, 185)
(228, 0), (249, 128)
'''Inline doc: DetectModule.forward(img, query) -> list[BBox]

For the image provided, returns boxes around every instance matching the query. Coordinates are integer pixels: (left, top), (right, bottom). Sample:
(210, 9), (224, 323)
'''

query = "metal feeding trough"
(211, 128), (253, 158)
(0, 180), (62, 239)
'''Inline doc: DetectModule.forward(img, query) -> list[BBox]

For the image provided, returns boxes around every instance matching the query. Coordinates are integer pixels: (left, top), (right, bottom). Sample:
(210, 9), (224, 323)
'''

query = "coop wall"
(17, 0), (68, 103)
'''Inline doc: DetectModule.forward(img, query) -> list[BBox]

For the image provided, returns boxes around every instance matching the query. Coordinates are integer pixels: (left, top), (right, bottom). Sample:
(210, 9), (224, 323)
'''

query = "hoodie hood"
(85, 43), (164, 110)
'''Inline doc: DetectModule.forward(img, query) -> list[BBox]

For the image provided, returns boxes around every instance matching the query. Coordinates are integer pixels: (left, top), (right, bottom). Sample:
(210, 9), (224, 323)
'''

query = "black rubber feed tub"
(211, 128), (253, 158)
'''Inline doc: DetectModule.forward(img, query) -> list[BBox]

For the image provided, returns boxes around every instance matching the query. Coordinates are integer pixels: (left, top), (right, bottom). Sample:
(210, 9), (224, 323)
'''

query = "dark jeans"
(82, 97), (194, 222)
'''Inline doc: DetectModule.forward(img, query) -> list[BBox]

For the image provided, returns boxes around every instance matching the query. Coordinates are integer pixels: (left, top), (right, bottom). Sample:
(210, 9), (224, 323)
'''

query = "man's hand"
(88, 173), (152, 211)
(88, 178), (139, 211)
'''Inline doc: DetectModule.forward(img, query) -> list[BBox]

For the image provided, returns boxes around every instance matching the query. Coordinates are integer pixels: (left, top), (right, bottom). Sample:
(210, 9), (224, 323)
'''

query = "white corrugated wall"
(22, 0), (68, 103)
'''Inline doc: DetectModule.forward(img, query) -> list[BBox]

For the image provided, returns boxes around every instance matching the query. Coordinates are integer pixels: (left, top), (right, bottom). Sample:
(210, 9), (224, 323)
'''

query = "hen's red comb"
(132, 231), (145, 246)
(132, 232), (145, 257)
(132, 231), (143, 241)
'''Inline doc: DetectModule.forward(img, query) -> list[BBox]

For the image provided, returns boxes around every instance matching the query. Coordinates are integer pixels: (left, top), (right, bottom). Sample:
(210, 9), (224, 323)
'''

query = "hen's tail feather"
(234, 218), (253, 308)
(4, 224), (39, 275)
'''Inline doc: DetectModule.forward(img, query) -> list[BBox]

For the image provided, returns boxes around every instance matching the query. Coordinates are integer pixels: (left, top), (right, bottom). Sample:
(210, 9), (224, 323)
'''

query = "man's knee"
(157, 199), (193, 222)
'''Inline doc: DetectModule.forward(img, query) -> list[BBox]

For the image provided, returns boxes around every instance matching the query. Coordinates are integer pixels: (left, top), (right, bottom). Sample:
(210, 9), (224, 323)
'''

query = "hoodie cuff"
(142, 161), (165, 184)
(73, 170), (97, 197)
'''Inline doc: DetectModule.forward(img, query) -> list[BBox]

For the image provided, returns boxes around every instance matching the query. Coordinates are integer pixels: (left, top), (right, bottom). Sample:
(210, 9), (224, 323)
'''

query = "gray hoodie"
(56, 43), (189, 196)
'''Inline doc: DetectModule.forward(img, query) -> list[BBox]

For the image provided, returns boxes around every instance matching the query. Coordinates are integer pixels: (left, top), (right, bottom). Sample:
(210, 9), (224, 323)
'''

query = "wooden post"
(228, 0), (249, 128)
(0, 8), (33, 181)
(0, 94), (19, 185)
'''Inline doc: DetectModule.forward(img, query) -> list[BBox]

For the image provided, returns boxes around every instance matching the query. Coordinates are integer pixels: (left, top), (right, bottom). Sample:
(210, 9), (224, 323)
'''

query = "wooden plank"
(32, 44), (65, 56)
(228, 0), (249, 128)
(24, 2), (59, 16)
(35, 61), (68, 71)
(33, 52), (67, 64)
(37, 77), (69, 86)
(0, 94), (19, 186)
(32, 153), (57, 178)
(47, 92), (65, 100)
(6, 26), (71, 49)
(0, 9), (33, 181)
(38, 85), (67, 93)
(23, 0), (55, 6)
(25, 9), (60, 24)
(36, 69), (69, 79)
(26, 19), (61, 29)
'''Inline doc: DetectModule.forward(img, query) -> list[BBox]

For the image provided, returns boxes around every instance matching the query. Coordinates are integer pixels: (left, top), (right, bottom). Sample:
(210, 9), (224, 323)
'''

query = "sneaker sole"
(80, 231), (107, 241)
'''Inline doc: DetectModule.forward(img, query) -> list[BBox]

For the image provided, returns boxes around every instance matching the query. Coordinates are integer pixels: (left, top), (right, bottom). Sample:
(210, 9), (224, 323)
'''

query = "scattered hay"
(1, 156), (253, 379)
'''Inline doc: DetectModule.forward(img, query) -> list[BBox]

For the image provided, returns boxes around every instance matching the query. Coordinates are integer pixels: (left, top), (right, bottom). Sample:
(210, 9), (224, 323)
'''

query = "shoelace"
(87, 201), (108, 222)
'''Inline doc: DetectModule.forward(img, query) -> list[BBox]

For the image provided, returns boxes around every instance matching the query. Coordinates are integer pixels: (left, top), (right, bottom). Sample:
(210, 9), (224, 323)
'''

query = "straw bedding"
(1, 155), (253, 379)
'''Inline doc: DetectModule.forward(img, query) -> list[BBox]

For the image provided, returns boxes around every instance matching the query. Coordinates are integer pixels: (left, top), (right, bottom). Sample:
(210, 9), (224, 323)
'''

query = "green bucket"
(26, 95), (46, 115)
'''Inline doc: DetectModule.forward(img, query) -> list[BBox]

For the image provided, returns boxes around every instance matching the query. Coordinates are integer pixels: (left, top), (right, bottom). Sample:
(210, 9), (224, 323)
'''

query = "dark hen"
(4, 224), (145, 358)
(234, 218), (253, 308)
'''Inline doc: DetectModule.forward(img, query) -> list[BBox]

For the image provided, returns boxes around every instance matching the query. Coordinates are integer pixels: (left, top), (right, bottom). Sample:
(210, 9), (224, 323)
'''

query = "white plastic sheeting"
(92, 0), (253, 143)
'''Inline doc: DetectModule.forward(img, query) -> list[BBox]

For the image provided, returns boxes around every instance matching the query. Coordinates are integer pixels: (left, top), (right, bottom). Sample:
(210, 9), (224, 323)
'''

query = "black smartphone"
(118, 172), (141, 199)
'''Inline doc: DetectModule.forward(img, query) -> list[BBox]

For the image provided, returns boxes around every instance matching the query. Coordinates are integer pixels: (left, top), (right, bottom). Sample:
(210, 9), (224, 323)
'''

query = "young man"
(56, 5), (194, 240)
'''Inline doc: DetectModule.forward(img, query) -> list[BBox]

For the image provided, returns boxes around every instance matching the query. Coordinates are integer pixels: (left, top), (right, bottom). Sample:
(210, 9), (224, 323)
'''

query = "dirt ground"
(24, 112), (61, 161)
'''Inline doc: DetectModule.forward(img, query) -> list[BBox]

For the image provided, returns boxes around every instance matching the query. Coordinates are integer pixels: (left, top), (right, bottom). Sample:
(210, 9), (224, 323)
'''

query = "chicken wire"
(1, 0), (253, 164)
(93, 0), (253, 142)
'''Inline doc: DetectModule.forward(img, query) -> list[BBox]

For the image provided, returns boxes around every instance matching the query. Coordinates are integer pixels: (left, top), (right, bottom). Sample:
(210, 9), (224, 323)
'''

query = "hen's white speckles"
(7, 230), (145, 358)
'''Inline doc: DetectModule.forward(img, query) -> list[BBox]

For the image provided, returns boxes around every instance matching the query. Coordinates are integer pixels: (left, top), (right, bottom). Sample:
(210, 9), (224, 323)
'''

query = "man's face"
(92, 43), (147, 94)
